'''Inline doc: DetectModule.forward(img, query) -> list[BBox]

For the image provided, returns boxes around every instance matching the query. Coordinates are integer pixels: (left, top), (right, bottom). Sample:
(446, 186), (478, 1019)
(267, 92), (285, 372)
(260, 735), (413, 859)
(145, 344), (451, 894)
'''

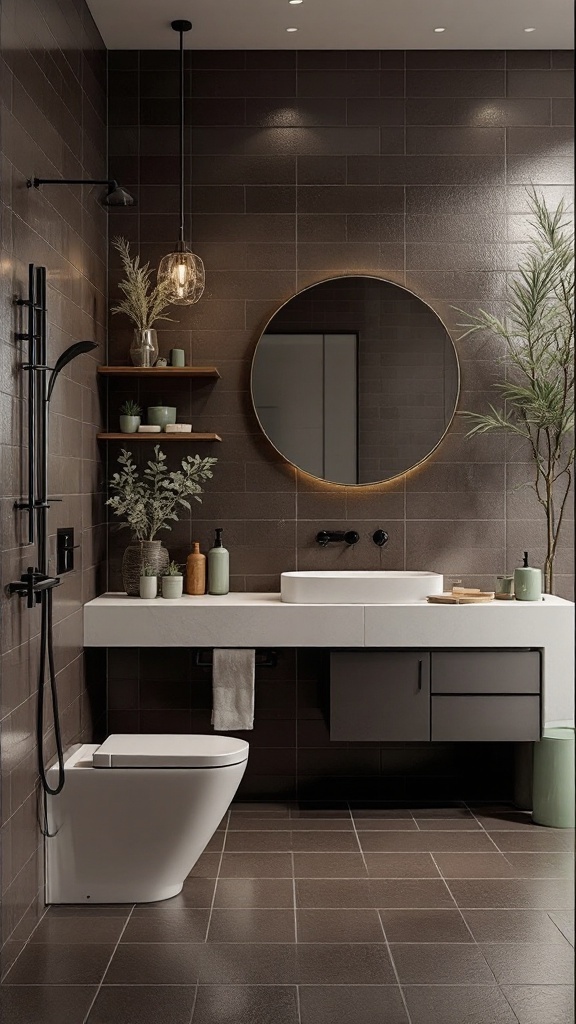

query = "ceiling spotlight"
(524, 26), (536, 32)
(289, 1), (303, 4)
(434, 27), (446, 32)
(286, 26), (298, 31)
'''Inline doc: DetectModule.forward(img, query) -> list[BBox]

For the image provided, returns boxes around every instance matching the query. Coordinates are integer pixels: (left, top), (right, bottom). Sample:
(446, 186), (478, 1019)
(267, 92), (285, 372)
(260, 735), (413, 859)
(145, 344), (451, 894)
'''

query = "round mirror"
(251, 276), (460, 486)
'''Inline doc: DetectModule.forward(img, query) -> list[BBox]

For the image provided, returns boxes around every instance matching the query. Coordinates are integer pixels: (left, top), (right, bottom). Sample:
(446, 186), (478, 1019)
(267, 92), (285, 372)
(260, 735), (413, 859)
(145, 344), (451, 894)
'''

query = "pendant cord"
(179, 25), (185, 246)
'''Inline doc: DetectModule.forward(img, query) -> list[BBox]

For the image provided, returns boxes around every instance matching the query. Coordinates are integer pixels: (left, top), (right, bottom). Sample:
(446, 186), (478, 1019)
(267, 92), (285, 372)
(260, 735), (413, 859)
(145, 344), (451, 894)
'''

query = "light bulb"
(157, 249), (205, 305)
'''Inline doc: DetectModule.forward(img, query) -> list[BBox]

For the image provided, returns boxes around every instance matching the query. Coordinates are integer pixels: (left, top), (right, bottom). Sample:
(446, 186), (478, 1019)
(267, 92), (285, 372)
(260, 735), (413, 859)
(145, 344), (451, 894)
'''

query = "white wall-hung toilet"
(45, 734), (249, 904)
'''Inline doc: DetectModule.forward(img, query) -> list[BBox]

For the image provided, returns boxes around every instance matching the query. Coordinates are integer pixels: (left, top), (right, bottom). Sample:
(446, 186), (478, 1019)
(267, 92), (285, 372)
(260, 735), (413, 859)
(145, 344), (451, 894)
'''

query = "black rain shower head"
(29, 177), (135, 207)
(47, 341), (97, 401)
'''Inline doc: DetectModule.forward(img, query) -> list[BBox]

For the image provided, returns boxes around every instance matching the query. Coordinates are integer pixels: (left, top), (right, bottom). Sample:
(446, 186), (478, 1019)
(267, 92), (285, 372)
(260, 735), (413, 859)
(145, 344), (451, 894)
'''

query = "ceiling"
(88, 0), (574, 51)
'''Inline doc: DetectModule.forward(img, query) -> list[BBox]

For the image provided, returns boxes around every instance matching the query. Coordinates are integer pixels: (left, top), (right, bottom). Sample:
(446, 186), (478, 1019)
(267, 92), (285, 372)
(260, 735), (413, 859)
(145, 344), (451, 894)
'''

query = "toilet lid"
(92, 734), (249, 768)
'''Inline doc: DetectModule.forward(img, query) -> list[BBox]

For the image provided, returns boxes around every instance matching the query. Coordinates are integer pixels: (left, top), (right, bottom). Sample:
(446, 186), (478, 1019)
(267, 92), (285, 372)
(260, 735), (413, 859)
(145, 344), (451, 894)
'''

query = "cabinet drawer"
(431, 696), (541, 742)
(431, 651), (540, 695)
(330, 652), (430, 742)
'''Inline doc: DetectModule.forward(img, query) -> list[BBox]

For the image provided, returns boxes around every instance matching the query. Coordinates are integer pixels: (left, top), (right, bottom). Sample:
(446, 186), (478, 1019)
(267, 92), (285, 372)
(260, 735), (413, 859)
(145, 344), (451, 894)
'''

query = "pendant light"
(157, 20), (205, 305)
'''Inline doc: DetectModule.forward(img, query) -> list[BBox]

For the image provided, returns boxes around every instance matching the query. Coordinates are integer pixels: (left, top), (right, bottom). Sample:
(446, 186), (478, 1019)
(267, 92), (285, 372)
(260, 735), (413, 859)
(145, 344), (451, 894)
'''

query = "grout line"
(465, 803), (509, 854)
(81, 904), (135, 1024)
(376, 899), (414, 1024)
(203, 810), (231, 941)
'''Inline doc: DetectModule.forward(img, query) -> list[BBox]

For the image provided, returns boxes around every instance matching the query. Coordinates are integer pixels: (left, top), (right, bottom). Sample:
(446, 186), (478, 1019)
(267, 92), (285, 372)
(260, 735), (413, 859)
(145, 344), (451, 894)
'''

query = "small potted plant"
(111, 236), (176, 367)
(119, 399), (142, 434)
(139, 563), (157, 600)
(161, 561), (184, 599)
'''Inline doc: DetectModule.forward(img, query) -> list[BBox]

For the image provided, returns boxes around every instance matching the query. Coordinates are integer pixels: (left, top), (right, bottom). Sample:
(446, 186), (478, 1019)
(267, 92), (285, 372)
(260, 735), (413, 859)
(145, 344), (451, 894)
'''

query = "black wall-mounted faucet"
(372, 529), (389, 547)
(316, 530), (360, 547)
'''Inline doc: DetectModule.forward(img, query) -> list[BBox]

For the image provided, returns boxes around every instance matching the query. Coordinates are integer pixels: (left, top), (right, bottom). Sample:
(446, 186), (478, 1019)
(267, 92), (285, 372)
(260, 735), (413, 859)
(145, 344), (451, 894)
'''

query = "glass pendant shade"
(157, 248), (205, 305)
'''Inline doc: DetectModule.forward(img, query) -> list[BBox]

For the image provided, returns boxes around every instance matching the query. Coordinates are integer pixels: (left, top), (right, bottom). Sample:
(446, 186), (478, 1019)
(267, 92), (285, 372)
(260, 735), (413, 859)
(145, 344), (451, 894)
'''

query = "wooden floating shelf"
(97, 432), (222, 442)
(97, 366), (220, 379)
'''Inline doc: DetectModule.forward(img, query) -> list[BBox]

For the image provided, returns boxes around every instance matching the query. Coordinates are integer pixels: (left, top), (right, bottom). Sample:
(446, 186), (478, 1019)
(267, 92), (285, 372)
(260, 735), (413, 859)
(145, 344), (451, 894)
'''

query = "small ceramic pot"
(161, 575), (184, 599)
(122, 540), (169, 596)
(119, 415), (141, 434)
(147, 406), (177, 430)
(139, 575), (157, 599)
(170, 348), (186, 367)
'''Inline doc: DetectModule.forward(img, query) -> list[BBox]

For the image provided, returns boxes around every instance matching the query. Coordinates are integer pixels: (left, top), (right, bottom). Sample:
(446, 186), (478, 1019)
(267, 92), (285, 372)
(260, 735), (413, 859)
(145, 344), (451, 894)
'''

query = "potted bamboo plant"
(107, 445), (217, 595)
(111, 236), (175, 367)
(458, 191), (574, 594)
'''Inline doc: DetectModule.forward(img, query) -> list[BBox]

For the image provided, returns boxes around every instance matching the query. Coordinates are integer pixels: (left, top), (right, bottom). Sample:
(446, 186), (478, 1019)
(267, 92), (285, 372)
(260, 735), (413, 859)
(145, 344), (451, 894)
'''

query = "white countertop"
(84, 592), (574, 722)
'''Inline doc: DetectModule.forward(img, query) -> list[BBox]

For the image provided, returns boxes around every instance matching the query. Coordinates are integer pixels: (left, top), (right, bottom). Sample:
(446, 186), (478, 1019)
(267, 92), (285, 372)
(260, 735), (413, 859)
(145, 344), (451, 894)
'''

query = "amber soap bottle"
(186, 542), (206, 595)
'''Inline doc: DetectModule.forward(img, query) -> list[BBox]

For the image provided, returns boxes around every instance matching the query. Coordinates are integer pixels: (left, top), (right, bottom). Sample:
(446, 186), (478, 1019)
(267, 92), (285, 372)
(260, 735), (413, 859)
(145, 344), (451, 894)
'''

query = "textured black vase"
(122, 540), (169, 596)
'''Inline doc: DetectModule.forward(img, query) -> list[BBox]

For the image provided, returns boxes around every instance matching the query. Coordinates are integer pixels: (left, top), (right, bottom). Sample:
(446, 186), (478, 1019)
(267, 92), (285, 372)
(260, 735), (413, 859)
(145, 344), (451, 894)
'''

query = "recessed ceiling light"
(524, 26), (536, 32)
(286, 26), (298, 32)
(289, 1), (303, 4)
(434, 27), (446, 33)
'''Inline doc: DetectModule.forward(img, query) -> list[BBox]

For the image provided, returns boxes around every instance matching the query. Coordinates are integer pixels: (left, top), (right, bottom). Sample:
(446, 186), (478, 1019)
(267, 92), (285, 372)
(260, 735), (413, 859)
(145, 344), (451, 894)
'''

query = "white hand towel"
(211, 648), (255, 731)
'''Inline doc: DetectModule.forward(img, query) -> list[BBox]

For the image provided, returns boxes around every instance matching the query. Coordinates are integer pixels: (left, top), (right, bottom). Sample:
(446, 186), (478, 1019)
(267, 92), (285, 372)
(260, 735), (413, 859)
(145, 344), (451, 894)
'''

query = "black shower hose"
(37, 588), (66, 798)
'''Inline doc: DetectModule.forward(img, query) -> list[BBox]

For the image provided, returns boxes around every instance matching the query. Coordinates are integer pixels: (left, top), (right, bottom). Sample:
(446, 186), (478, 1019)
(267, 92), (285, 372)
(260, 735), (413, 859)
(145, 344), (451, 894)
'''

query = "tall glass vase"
(130, 328), (158, 367)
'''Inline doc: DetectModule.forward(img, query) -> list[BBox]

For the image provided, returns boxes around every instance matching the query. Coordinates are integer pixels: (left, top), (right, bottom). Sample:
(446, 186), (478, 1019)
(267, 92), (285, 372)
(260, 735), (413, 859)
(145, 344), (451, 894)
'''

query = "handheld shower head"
(47, 341), (97, 401)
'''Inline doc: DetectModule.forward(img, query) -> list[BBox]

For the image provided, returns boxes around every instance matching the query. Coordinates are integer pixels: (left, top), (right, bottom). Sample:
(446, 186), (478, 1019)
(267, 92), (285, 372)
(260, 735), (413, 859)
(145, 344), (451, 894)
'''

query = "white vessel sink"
(281, 570), (444, 604)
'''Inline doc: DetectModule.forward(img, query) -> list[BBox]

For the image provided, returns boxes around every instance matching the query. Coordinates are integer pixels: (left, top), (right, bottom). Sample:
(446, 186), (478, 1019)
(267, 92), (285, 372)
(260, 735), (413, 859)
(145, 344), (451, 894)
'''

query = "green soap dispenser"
(208, 528), (229, 595)
(513, 551), (542, 601)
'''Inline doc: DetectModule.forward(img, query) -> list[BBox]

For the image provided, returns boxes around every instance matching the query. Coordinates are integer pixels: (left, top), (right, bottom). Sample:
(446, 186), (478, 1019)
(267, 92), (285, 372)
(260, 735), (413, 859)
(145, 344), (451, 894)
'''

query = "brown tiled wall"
(0, 0), (107, 969)
(106, 48), (573, 802)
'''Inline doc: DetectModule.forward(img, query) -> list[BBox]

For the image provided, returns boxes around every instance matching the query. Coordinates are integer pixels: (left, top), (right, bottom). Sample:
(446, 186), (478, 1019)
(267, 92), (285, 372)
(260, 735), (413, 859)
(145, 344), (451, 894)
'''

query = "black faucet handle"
(373, 529), (389, 547)
(316, 530), (360, 546)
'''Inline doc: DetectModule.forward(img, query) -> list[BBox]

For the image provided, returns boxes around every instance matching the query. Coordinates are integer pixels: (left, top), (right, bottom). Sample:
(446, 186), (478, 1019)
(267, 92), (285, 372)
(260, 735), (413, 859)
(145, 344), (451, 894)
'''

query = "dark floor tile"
(299, 984), (409, 1023)
(46, 905), (132, 917)
(293, 852), (367, 877)
(295, 879), (374, 908)
(0, 986), (96, 1024)
(447, 878), (574, 910)
(192, 985), (298, 1023)
(358, 831), (494, 852)
(472, 810), (541, 830)
(297, 908), (383, 942)
(351, 818), (417, 830)
(380, 908), (472, 942)
(87, 985), (197, 1024)
(121, 910), (210, 942)
(351, 806), (413, 819)
(188, 852), (221, 877)
(295, 943), (396, 984)
(3, 944), (115, 985)
(196, 944), (296, 984)
(137, 877), (216, 909)
(231, 802), (292, 817)
(390, 942), (495, 984)
(364, 852), (441, 878)
(403, 985), (517, 1024)
(433, 851), (515, 878)
(463, 909), (571, 943)
(480, 942), (574, 984)
(491, 830), (575, 853)
(504, 853), (575, 878)
(223, 831), (292, 851)
(292, 802), (350, 816)
(410, 805), (472, 818)
(224, 831), (358, 852)
(548, 910), (574, 945)
(104, 944), (201, 984)
(500, 984), (575, 1024)
(227, 817), (352, 831)
(208, 908), (295, 942)
(29, 915), (126, 943)
(219, 852), (293, 877)
(370, 879), (454, 909)
(414, 817), (482, 830)
(213, 878), (295, 908)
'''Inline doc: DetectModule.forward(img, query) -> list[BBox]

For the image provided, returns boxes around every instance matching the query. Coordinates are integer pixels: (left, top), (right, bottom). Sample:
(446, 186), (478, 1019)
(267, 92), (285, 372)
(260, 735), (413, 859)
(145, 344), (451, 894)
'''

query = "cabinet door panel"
(431, 696), (541, 741)
(330, 652), (430, 741)
(431, 651), (540, 695)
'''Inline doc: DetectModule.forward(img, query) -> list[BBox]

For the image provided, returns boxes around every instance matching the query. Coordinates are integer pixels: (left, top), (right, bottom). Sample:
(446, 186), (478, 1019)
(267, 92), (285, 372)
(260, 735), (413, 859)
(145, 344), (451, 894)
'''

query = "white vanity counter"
(84, 592), (574, 722)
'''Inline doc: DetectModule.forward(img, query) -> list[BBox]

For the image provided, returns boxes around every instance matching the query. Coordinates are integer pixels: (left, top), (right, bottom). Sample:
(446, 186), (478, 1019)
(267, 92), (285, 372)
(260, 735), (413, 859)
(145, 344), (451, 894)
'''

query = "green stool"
(532, 726), (575, 828)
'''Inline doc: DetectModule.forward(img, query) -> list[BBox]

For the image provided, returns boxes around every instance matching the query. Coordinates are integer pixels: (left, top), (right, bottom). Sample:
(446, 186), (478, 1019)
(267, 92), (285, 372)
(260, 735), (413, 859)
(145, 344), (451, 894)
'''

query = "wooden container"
(186, 542), (206, 595)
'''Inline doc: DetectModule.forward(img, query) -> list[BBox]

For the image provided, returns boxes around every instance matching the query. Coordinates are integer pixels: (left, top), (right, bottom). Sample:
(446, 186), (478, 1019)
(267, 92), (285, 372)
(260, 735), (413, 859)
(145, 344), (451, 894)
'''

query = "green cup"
(147, 406), (177, 430)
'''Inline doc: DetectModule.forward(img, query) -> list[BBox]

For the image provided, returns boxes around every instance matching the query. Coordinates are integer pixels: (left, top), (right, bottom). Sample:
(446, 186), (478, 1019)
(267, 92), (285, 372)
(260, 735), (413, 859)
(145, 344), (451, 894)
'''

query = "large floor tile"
(103, 943), (201, 985)
(292, 851), (367, 877)
(121, 910), (210, 943)
(213, 878), (295, 908)
(142, 877), (216, 909)
(432, 851), (515, 878)
(380, 908), (472, 942)
(29, 915), (126, 943)
(207, 908), (296, 942)
(295, 943), (396, 984)
(349, 818), (417, 830)
(414, 817), (482, 830)
(351, 806), (413, 819)
(491, 830), (575, 852)
(480, 942), (575, 984)
(403, 985), (517, 1024)
(2, 944), (115, 985)
(219, 852), (293, 877)
(0, 986), (96, 1024)
(447, 878), (574, 910)
(462, 909), (571, 943)
(390, 942), (495, 984)
(225, 831), (359, 851)
(501, 984), (575, 1024)
(297, 908), (383, 943)
(503, 852), (575, 878)
(548, 910), (574, 945)
(192, 985), (299, 1024)
(87, 985), (197, 1024)
(369, 879), (454, 909)
(364, 852), (440, 878)
(295, 879), (374, 908)
(196, 944), (297, 984)
(358, 831), (495, 852)
(230, 802), (292, 817)
(188, 853), (221, 877)
(227, 817), (353, 831)
(299, 984), (409, 1023)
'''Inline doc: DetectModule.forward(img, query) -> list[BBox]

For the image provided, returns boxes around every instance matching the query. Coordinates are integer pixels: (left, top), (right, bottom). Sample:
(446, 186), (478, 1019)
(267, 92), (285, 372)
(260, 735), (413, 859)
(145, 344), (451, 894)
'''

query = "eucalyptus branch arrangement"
(107, 446), (217, 542)
(111, 236), (175, 331)
(457, 190), (574, 594)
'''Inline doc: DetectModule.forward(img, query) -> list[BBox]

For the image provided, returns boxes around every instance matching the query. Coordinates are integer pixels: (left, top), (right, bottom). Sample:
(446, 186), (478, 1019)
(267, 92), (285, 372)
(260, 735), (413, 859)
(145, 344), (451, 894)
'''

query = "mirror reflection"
(251, 276), (459, 486)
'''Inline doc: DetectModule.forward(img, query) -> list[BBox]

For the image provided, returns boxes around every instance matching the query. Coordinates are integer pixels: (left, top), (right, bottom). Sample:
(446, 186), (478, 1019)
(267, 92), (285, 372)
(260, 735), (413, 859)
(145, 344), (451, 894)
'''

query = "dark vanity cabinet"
(330, 650), (542, 742)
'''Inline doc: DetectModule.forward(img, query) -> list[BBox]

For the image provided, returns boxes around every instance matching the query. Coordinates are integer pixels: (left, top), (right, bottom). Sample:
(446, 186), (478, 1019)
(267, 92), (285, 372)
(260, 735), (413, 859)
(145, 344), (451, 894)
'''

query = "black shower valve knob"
(372, 529), (389, 547)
